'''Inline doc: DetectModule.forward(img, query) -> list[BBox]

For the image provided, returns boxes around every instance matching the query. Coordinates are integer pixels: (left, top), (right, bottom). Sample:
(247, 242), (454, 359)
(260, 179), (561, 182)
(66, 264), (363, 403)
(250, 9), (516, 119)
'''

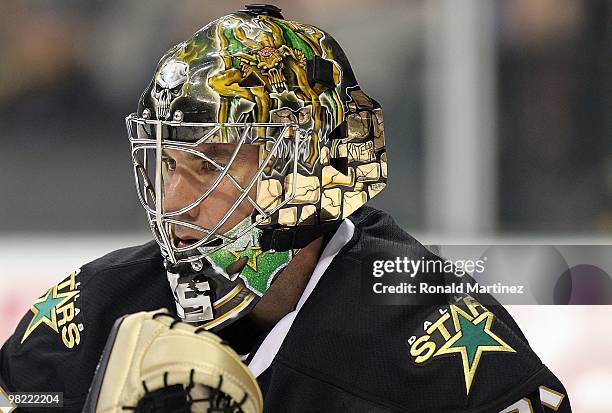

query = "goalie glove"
(83, 308), (263, 413)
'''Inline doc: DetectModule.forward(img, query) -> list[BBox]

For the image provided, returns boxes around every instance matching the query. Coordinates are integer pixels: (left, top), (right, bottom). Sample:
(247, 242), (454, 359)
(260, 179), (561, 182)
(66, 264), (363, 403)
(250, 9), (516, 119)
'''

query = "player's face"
(161, 143), (259, 248)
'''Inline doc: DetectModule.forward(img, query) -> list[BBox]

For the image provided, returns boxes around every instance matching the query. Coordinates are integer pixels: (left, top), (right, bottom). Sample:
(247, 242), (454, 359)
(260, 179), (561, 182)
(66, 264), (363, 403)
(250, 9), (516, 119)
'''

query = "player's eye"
(162, 157), (176, 172)
(201, 160), (218, 172)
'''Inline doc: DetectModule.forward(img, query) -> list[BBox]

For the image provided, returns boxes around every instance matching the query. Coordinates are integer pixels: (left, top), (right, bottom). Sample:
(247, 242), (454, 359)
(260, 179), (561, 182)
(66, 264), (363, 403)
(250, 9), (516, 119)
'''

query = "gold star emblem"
(434, 305), (515, 395)
(21, 285), (79, 344)
(228, 241), (263, 271)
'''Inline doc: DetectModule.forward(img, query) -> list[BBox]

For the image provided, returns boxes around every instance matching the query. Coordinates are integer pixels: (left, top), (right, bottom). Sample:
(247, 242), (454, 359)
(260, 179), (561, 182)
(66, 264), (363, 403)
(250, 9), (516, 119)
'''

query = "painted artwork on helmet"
(132, 11), (386, 253)
(136, 12), (387, 231)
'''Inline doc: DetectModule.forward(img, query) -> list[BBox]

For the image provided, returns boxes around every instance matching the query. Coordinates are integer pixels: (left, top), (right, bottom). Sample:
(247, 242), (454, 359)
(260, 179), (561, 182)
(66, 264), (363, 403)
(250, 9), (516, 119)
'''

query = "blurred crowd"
(497, 0), (612, 233)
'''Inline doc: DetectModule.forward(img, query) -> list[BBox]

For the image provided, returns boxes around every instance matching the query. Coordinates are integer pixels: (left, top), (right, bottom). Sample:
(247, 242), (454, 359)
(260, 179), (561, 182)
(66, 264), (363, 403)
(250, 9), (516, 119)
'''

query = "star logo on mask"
(204, 221), (292, 296)
(229, 241), (263, 271)
(21, 285), (79, 344)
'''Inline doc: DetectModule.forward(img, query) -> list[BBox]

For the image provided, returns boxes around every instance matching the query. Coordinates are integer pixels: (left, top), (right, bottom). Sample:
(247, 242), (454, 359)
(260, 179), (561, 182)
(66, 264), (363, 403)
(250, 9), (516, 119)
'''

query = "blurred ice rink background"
(0, 0), (610, 411)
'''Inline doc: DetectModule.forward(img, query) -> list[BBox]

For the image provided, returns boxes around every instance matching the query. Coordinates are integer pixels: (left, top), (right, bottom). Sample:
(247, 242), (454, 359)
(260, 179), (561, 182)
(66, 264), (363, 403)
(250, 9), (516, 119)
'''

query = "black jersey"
(0, 207), (571, 412)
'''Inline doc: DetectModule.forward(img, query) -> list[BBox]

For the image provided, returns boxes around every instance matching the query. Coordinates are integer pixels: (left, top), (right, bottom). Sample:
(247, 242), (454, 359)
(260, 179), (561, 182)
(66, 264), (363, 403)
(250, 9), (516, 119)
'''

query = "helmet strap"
(259, 222), (342, 252)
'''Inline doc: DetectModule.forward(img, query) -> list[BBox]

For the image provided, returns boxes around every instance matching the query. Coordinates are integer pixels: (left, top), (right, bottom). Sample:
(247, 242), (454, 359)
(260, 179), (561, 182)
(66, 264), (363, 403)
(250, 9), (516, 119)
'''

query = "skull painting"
(254, 46), (287, 93)
(151, 60), (189, 120)
(208, 15), (342, 166)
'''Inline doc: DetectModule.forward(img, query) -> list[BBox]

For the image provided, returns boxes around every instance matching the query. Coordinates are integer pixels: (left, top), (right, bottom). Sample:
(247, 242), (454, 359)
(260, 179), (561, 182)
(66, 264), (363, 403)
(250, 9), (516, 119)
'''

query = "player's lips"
(173, 232), (224, 249)
(174, 235), (201, 248)
(177, 239), (198, 248)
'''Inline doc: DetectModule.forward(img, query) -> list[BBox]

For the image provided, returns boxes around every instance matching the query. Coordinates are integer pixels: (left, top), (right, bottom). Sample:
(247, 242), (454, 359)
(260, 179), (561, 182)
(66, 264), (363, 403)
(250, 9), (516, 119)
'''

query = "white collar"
(247, 218), (356, 377)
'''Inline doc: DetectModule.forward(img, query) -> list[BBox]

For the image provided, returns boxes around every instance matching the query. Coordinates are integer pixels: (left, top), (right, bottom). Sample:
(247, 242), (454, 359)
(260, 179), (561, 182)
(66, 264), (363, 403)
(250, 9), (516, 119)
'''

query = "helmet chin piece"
(164, 218), (296, 330)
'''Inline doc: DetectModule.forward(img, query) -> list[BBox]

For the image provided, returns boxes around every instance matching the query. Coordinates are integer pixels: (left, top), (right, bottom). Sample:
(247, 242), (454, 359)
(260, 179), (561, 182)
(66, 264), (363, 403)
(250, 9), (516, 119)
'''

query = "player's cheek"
(230, 162), (257, 187)
(208, 180), (247, 216)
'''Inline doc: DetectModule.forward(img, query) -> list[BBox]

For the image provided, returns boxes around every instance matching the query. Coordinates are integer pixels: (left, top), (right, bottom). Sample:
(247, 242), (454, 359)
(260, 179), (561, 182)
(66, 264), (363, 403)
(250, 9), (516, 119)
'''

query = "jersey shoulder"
(82, 239), (163, 273)
(273, 207), (571, 411)
(0, 240), (172, 409)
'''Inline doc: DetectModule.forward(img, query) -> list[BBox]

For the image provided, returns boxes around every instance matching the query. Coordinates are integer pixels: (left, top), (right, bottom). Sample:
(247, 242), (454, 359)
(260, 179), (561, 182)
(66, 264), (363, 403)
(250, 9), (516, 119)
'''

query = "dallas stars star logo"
(229, 241), (263, 271)
(435, 305), (515, 394)
(21, 284), (79, 343)
(205, 221), (292, 295)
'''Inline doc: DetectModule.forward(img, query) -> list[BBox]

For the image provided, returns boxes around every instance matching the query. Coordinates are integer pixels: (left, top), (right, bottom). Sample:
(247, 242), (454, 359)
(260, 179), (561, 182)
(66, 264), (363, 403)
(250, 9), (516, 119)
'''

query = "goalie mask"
(127, 4), (387, 331)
